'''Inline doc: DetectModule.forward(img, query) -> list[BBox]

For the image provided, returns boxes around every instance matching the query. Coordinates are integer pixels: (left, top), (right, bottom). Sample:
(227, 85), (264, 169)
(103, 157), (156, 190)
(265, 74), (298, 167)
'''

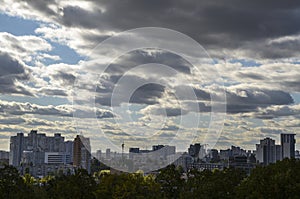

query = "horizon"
(5, 130), (298, 154)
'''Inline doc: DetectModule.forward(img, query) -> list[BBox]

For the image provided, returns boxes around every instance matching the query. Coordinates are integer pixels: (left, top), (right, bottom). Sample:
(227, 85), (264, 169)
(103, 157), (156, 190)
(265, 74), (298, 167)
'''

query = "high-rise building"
(9, 132), (24, 167)
(106, 148), (111, 159)
(129, 147), (139, 159)
(9, 130), (75, 177)
(210, 149), (219, 162)
(0, 150), (9, 160)
(256, 137), (276, 165)
(188, 143), (201, 158)
(281, 134), (296, 159)
(96, 150), (102, 160)
(64, 141), (74, 163)
(152, 145), (176, 158)
(275, 145), (282, 161)
(73, 135), (91, 173)
(9, 130), (68, 167)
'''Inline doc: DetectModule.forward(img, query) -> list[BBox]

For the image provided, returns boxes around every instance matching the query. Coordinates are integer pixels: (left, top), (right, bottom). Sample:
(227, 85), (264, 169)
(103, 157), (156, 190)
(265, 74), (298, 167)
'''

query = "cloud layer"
(0, 0), (299, 151)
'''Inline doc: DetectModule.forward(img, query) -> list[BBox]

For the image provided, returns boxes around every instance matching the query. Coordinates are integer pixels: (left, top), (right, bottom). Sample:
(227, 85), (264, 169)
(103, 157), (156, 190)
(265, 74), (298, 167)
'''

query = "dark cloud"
(0, 52), (32, 95)
(174, 85), (211, 101)
(48, 1), (300, 58)
(235, 72), (267, 81)
(145, 89), (295, 117)
(25, 0), (57, 16)
(248, 105), (300, 119)
(157, 132), (176, 138)
(73, 108), (115, 119)
(96, 75), (165, 106)
(161, 125), (180, 131)
(130, 83), (165, 105)
(105, 50), (191, 75)
(104, 131), (130, 136)
(0, 117), (26, 125)
(93, 49), (198, 107)
(10, 0), (300, 59)
(260, 128), (285, 135)
(226, 89), (294, 113)
(165, 108), (184, 117)
(52, 71), (76, 86)
(39, 88), (68, 96)
(96, 110), (115, 119)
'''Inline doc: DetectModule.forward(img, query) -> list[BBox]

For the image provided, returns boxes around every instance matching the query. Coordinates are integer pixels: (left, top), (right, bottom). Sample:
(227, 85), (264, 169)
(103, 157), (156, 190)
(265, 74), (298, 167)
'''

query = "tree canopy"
(0, 159), (299, 198)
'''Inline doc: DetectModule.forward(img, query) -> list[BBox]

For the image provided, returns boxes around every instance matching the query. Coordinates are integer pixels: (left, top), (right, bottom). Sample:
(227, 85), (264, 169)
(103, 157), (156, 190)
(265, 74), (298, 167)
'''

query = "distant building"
(106, 148), (111, 159)
(255, 134), (297, 166)
(9, 132), (24, 167)
(256, 137), (276, 165)
(154, 145), (176, 158)
(9, 130), (75, 177)
(188, 162), (225, 171)
(0, 150), (9, 166)
(96, 150), (102, 160)
(210, 149), (219, 162)
(129, 145), (176, 159)
(73, 135), (91, 173)
(256, 137), (286, 165)
(173, 152), (193, 172)
(295, 150), (300, 159)
(188, 143), (201, 158)
(64, 141), (74, 163)
(0, 150), (9, 159)
(220, 149), (232, 160)
(229, 156), (256, 174)
(10, 130), (69, 167)
(281, 134), (296, 159)
(45, 152), (72, 164)
(275, 145), (282, 161)
(129, 147), (140, 159)
(220, 146), (247, 160)
(152, 145), (164, 151)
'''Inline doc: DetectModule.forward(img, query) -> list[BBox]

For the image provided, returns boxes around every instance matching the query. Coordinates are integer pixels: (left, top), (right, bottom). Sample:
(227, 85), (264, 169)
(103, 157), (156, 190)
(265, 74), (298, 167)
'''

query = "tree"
(235, 158), (300, 198)
(182, 167), (246, 198)
(46, 169), (96, 199)
(0, 165), (35, 199)
(94, 173), (162, 199)
(155, 165), (185, 199)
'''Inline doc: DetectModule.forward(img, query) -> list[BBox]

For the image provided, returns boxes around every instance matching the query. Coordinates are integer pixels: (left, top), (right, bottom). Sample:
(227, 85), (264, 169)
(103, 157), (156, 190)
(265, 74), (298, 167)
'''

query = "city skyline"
(6, 129), (298, 175)
(7, 129), (298, 154)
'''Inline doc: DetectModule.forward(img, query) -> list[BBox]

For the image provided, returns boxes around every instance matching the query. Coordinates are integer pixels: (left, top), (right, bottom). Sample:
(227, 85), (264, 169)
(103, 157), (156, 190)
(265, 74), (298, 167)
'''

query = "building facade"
(9, 130), (75, 177)
(256, 137), (277, 165)
(73, 135), (91, 173)
(281, 134), (296, 159)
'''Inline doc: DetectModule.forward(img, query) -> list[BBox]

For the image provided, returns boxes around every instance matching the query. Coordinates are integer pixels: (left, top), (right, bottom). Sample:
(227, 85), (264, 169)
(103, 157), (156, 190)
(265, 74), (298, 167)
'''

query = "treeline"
(1, 158), (300, 199)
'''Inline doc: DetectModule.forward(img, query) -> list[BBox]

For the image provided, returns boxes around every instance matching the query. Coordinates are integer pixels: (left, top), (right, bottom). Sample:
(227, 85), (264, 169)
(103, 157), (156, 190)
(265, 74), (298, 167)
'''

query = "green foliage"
(182, 167), (246, 199)
(0, 165), (35, 199)
(46, 169), (96, 199)
(95, 172), (161, 199)
(1, 160), (300, 198)
(155, 164), (185, 199)
(236, 158), (300, 199)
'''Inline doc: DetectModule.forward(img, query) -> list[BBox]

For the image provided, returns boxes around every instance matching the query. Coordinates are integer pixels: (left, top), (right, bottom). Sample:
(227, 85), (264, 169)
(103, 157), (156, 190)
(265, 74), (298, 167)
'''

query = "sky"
(0, 0), (300, 153)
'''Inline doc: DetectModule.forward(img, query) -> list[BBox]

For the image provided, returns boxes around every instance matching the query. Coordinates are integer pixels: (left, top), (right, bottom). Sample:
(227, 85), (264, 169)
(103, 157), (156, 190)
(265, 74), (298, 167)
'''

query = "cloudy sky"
(0, 0), (300, 152)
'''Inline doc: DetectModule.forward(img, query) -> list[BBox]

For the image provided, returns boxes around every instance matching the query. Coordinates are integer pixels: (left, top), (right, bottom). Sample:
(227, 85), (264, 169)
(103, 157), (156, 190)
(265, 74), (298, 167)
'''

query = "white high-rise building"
(256, 137), (277, 165)
(9, 130), (75, 177)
